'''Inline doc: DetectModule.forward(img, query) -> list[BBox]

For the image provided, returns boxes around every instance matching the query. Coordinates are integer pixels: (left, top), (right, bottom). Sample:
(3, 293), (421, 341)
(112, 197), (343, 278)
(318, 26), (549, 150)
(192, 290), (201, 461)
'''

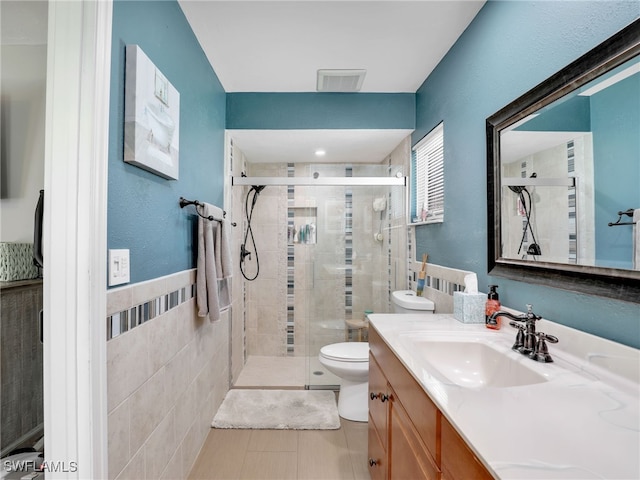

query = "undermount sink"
(399, 334), (549, 389)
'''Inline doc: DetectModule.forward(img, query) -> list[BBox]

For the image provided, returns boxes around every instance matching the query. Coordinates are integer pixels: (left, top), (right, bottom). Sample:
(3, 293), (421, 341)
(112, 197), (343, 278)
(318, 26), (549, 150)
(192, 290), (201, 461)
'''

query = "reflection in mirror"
(487, 19), (640, 302)
(499, 53), (639, 270)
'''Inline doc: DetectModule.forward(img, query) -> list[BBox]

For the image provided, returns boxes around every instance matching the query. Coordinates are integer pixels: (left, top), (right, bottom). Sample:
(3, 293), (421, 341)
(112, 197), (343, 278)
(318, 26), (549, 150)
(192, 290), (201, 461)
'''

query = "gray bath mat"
(211, 389), (340, 430)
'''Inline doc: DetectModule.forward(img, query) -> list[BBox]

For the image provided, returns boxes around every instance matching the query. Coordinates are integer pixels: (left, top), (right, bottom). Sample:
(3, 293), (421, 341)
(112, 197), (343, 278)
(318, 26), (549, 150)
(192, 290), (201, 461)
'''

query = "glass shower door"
(300, 165), (402, 387)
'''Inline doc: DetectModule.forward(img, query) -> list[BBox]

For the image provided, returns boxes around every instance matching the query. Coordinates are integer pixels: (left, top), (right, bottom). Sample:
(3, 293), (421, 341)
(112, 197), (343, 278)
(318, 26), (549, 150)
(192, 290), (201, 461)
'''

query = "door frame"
(43, 1), (112, 477)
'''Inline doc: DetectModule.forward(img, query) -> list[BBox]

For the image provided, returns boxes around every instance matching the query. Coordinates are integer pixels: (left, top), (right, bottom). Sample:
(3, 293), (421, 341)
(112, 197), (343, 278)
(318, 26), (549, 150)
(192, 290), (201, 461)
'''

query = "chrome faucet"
(488, 304), (558, 363)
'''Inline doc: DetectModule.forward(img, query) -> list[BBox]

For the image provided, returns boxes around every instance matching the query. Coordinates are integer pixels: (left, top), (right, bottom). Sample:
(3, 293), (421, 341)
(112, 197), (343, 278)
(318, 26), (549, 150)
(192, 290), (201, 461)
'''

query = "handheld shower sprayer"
(240, 183), (267, 280)
(509, 173), (541, 257)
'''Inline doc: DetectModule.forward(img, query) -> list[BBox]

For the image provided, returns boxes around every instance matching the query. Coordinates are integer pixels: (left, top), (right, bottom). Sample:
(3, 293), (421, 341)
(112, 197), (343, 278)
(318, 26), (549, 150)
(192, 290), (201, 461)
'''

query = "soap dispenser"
(485, 285), (501, 330)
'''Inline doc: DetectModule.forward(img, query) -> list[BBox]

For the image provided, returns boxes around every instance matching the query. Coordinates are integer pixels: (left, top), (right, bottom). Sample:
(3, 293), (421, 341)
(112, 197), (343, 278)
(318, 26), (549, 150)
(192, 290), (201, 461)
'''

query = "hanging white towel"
(633, 209), (640, 270)
(196, 203), (233, 321)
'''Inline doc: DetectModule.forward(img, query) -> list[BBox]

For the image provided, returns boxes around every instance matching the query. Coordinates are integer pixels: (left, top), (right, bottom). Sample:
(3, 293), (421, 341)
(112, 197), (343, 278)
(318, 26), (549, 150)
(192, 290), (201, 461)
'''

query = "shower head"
(251, 185), (266, 194)
(508, 173), (537, 195)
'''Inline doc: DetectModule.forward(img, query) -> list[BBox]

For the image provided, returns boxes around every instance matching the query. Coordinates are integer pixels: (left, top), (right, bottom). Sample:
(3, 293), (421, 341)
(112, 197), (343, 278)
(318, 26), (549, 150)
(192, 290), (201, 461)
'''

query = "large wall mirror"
(487, 19), (640, 302)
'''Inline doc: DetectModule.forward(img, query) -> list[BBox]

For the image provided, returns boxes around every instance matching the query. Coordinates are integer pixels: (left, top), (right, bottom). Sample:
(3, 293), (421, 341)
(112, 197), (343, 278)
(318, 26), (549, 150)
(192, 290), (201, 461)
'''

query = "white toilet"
(319, 342), (369, 422)
(319, 291), (435, 422)
(391, 289), (435, 313)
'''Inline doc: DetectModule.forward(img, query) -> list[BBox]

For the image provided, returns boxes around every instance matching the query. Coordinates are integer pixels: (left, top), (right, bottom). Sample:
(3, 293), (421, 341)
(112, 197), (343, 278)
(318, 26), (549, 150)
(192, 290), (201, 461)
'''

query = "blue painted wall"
(413, 1), (640, 347)
(592, 73), (640, 269)
(108, 0), (226, 285)
(515, 95), (591, 132)
(227, 92), (415, 130)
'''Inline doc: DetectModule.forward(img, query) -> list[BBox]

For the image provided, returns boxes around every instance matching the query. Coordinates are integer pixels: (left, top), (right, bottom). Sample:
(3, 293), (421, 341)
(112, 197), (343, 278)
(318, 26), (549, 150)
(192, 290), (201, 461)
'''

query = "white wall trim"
(43, 1), (112, 478)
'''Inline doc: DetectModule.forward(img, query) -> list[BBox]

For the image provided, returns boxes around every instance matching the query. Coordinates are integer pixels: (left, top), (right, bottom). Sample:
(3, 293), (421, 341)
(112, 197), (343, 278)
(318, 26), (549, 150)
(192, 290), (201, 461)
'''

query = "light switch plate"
(108, 249), (130, 286)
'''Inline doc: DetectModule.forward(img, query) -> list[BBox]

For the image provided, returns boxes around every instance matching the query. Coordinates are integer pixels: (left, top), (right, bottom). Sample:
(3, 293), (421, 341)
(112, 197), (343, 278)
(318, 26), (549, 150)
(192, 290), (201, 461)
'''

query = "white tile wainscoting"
(106, 269), (231, 480)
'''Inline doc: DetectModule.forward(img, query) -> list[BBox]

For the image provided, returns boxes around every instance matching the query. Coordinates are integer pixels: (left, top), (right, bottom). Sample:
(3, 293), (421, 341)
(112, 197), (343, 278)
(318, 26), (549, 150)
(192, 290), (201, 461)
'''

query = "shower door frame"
(233, 176), (406, 187)
(234, 173), (405, 388)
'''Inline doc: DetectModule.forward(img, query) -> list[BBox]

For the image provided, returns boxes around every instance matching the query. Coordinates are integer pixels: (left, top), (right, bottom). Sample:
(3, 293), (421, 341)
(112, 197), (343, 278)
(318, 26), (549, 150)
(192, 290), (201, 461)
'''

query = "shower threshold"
(234, 355), (340, 389)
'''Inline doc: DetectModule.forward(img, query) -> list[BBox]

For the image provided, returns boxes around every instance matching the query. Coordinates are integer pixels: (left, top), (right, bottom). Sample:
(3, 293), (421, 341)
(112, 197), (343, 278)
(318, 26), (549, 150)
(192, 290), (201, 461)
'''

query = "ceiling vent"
(316, 69), (366, 92)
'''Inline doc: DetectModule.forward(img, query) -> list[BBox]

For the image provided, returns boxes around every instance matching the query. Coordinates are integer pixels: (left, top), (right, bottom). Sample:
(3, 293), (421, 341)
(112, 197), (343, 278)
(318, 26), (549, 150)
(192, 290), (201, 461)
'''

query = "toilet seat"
(319, 342), (369, 362)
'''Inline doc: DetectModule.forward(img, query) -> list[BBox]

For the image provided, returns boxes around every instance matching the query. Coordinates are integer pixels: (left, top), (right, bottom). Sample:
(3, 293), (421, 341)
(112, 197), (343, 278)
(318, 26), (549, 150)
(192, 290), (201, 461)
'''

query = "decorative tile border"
(344, 165), (353, 321)
(410, 272), (465, 296)
(406, 228), (465, 295)
(407, 225), (414, 288)
(107, 284), (196, 340)
(286, 163), (295, 354)
(567, 140), (577, 264)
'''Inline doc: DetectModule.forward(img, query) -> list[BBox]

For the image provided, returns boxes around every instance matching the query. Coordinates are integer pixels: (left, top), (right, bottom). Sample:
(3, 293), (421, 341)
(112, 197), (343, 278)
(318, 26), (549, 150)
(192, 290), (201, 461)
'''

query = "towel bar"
(608, 208), (635, 227)
(179, 197), (236, 226)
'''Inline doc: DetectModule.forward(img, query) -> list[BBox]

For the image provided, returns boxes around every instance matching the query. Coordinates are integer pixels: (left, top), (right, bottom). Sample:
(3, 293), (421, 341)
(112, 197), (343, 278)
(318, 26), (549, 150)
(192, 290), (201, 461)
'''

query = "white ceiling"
(2, 1), (487, 165)
(179, 0), (485, 93)
(179, 0), (485, 164)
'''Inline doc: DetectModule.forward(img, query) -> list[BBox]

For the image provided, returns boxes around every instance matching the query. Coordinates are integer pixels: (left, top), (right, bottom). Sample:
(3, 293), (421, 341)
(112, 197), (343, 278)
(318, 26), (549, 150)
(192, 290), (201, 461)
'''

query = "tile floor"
(234, 356), (340, 388)
(190, 355), (367, 479)
(188, 417), (370, 480)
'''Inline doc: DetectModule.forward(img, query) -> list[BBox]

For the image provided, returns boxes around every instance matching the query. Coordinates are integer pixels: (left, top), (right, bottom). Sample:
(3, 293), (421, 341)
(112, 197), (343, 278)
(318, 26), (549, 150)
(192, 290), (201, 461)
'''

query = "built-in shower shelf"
(289, 206), (317, 245)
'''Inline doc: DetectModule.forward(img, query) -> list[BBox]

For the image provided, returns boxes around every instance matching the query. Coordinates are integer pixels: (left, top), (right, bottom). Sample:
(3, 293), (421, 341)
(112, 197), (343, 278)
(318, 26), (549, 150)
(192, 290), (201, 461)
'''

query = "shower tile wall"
(388, 138), (410, 293)
(229, 140), (248, 384)
(243, 163), (289, 356)
(501, 134), (594, 265)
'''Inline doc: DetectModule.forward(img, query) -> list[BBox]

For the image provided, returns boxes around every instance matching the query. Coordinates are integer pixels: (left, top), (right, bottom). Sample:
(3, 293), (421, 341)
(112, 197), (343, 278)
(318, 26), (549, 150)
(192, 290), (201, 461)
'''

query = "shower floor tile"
(234, 355), (340, 388)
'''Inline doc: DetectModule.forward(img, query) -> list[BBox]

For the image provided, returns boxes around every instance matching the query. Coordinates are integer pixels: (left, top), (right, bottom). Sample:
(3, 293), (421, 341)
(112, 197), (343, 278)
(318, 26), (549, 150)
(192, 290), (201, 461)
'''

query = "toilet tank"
(392, 290), (435, 314)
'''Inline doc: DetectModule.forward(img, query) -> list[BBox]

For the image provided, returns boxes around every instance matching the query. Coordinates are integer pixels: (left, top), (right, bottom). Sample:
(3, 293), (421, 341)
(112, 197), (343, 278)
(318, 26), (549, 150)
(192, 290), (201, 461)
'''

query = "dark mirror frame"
(487, 19), (640, 303)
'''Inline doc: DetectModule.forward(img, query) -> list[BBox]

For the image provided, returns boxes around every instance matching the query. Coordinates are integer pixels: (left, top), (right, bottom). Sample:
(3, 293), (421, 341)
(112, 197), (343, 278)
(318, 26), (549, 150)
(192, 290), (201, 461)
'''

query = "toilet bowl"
(391, 290), (435, 314)
(318, 342), (369, 422)
(319, 294), (434, 422)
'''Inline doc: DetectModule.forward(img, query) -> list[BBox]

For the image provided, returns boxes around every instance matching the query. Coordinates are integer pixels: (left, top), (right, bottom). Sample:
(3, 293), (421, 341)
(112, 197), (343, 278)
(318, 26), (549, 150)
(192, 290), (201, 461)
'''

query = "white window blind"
(413, 122), (444, 223)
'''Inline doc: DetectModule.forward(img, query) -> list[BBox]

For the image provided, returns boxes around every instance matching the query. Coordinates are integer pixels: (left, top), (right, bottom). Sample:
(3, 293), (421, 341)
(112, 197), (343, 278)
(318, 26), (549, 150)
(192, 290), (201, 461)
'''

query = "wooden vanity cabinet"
(441, 416), (493, 480)
(368, 326), (494, 480)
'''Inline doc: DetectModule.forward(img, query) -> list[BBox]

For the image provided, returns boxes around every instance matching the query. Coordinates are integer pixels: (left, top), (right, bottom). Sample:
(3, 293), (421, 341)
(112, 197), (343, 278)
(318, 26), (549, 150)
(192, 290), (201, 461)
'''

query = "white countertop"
(368, 313), (640, 480)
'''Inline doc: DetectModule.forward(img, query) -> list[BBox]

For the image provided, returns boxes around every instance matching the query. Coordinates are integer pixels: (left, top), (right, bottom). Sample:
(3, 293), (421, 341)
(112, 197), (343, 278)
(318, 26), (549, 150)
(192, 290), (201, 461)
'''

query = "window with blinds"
(412, 122), (444, 224)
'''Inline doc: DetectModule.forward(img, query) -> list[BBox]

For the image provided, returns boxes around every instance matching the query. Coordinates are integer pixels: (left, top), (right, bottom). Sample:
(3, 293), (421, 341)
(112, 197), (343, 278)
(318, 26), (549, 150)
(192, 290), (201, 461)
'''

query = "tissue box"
(0, 242), (39, 282)
(453, 291), (486, 324)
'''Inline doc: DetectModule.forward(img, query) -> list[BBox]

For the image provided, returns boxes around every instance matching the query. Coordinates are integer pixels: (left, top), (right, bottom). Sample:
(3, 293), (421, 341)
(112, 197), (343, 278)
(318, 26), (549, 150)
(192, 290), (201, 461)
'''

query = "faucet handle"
(509, 322), (525, 352)
(530, 332), (558, 363)
(537, 332), (558, 344)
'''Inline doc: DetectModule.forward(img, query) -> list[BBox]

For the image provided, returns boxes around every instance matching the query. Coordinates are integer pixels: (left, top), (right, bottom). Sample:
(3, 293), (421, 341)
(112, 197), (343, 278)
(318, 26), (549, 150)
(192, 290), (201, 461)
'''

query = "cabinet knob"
(368, 458), (379, 467)
(370, 391), (390, 402)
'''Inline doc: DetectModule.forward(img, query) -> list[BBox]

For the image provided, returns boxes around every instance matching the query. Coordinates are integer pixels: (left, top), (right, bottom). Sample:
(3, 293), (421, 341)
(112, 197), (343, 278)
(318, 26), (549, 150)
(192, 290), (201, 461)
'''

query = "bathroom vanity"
(368, 325), (492, 480)
(367, 313), (639, 479)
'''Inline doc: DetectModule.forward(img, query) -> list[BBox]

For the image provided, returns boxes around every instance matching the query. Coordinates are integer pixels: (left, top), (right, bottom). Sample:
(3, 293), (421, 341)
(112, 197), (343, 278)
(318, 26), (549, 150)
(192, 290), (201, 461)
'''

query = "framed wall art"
(124, 44), (180, 180)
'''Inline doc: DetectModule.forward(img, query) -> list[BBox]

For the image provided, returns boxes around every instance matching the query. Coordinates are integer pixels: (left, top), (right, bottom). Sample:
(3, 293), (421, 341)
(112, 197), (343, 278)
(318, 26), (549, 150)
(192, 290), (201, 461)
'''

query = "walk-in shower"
(231, 163), (407, 389)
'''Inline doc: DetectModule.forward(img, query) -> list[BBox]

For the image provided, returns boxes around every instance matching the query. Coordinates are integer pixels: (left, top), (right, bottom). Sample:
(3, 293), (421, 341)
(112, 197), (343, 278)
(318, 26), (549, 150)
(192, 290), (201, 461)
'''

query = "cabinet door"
(370, 327), (439, 463)
(389, 392), (440, 480)
(369, 353), (388, 449)
(441, 417), (493, 480)
(368, 416), (387, 480)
